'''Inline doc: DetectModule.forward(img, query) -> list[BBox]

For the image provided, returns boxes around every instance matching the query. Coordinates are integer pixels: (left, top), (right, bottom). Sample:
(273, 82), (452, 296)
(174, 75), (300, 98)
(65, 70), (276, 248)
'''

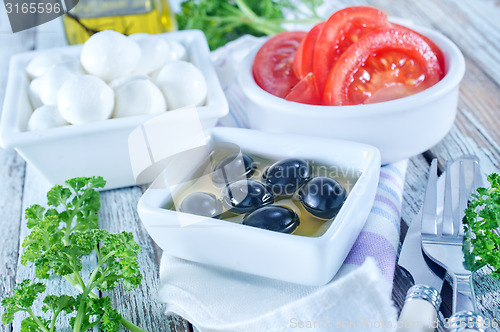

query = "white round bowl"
(237, 25), (465, 164)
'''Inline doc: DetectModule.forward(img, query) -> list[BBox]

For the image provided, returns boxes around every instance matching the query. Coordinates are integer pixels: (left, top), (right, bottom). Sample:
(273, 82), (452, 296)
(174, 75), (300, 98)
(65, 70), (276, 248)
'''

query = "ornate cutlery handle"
(447, 311), (485, 332)
(453, 274), (476, 313)
(397, 284), (442, 332)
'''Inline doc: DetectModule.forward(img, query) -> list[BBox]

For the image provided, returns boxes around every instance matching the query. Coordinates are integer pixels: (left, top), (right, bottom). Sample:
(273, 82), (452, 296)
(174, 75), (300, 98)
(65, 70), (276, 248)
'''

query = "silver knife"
(397, 160), (445, 332)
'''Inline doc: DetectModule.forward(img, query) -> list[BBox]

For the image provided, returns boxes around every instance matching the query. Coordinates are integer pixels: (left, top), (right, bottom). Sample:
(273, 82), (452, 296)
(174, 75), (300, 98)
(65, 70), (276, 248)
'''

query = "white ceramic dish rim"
(138, 127), (381, 243)
(0, 29), (228, 148)
(237, 24), (465, 118)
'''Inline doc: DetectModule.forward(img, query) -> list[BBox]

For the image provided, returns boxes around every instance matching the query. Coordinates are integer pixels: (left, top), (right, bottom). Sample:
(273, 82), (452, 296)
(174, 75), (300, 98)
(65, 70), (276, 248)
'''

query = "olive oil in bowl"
(166, 149), (361, 238)
(62, 0), (176, 45)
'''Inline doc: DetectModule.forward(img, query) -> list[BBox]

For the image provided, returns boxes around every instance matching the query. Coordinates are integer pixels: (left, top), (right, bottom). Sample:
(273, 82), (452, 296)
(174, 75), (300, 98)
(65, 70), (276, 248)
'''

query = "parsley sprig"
(176, 0), (324, 50)
(1, 177), (147, 332)
(463, 173), (500, 279)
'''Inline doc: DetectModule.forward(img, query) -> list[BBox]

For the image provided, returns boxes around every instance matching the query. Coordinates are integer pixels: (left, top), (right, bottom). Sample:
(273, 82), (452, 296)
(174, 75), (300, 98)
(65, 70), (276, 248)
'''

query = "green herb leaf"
(42, 295), (77, 314)
(176, 0), (323, 50)
(463, 173), (500, 279)
(1, 279), (45, 325)
(98, 231), (142, 291)
(70, 295), (121, 332)
(3, 177), (148, 332)
(20, 316), (50, 332)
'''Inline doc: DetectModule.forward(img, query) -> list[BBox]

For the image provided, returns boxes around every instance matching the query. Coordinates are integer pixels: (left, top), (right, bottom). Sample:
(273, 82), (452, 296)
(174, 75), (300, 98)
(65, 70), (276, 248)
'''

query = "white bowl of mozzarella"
(0, 30), (228, 190)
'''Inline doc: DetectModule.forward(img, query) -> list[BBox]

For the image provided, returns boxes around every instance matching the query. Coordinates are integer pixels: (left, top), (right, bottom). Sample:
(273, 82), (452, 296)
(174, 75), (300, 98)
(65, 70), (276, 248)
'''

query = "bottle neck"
(71, 0), (155, 18)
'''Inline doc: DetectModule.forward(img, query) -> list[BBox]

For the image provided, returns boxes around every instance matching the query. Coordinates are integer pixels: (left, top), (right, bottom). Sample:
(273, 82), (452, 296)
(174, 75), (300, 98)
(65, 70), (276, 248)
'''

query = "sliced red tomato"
(293, 22), (324, 80)
(313, 6), (389, 93)
(252, 31), (307, 98)
(323, 28), (444, 106)
(390, 22), (445, 75)
(285, 72), (322, 105)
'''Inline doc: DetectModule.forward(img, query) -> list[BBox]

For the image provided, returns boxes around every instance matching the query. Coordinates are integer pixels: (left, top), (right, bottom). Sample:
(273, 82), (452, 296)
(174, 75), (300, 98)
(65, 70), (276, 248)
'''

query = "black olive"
(298, 177), (346, 220)
(179, 192), (223, 218)
(242, 206), (300, 234)
(222, 179), (273, 213)
(262, 158), (312, 197)
(212, 152), (256, 186)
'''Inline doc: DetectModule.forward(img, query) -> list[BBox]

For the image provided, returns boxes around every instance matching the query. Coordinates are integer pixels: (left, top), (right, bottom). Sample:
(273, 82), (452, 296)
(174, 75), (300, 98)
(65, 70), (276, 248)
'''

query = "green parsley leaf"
(1, 280), (45, 325)
(463, 173), (500, 279)
(20, 316), (50, 332)
(176, 0), (323, 50)
(2, 177), (147, 332)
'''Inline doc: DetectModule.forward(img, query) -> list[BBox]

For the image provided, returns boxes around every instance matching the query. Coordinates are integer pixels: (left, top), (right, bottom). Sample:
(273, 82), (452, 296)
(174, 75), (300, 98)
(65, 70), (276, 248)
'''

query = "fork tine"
(455, 160), (467, 236)
(421, 157), (485, 315)
(421, 159), (438, 235)
(442, 160), (455, 236)
(472, 159), (484, 189)
(457, 159), (484, 236)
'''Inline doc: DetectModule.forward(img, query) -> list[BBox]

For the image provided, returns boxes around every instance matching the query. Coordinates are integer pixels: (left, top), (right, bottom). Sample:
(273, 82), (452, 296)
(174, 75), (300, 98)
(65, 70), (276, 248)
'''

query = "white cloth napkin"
(157, 36), (407, 331)
(159, 256), (397, 332)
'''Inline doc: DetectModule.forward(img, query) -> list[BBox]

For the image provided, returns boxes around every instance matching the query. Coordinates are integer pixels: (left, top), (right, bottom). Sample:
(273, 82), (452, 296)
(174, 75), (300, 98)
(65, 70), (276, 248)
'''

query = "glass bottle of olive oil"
(62, 0), (176, 45)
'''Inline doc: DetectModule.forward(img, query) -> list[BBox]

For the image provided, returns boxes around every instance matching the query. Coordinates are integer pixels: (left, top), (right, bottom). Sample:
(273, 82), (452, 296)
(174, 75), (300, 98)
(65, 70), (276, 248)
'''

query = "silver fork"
(421, 157), (484, 320)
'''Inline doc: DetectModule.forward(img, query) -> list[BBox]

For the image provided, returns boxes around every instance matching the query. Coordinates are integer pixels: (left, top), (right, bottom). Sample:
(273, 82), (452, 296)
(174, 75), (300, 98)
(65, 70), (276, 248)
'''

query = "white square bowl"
(0, 30), (228, 190)
(137, 127), (381, 286)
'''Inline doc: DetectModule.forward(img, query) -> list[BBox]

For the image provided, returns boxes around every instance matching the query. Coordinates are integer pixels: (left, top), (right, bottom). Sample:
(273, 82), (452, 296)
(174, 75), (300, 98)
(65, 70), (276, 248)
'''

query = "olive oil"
(166, 150), (361, 238)
(62, 0), (176, 45)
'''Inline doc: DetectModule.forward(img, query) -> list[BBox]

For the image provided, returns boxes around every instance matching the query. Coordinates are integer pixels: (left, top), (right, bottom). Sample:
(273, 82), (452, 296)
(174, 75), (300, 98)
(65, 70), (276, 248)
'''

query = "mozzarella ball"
(58, 75), (114, 125)
(145, 39), (188, 82)
(109, 74), (150, 89)
(57, 57), (86, 75)
(29, 78), (43, 109)
(130, 35), (170, 75)
(26, 51), (73, 79)
(80, 30), (141, 81)
(156, 61), (207, 109)
(38, 66), (78, 105)
(149, 68), (161, 82)
(113, 78), (166, 118)
(28, 105), (68, 131)
(128, 33), (150, 41)
(164, 40), (188, 62)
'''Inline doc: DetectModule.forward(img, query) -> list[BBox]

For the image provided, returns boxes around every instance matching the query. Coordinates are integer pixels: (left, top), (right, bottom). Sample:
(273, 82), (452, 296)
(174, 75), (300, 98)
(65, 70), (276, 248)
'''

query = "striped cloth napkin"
(157, 36), (407, 332)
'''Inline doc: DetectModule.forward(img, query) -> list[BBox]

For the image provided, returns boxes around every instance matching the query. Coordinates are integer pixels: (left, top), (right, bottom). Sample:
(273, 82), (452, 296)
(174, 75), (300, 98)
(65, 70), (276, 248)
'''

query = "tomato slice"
(252, 31), (307, 98)
(313, 6), (389, 93)
(323, 28), (444, 106)
(293, 22), (324, 80)
(285, 72), (322, 105)
(390, 22), (445, 75)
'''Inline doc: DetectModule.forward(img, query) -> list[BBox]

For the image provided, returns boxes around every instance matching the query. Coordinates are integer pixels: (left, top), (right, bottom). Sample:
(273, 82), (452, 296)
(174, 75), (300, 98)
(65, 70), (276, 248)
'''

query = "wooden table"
(1, 0), (500, 330)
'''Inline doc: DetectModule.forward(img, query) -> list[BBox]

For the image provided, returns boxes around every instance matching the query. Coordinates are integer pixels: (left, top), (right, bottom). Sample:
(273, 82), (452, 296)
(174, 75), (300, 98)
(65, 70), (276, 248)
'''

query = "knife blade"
(396, 160), (445, 331)
(399, 208), (444, 291)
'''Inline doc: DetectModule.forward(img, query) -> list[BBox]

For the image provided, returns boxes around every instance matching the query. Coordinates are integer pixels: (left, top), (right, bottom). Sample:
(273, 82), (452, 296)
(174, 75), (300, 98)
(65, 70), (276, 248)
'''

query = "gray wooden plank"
(98, 187), (191, 332)
(1, 0), (499, 330)
(428, 58), (500, 175)
(474, 266), (500, 331)
(0, 5), (33, 332)
(461, 0), (500, 32)
(0, 152), (25, 332)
